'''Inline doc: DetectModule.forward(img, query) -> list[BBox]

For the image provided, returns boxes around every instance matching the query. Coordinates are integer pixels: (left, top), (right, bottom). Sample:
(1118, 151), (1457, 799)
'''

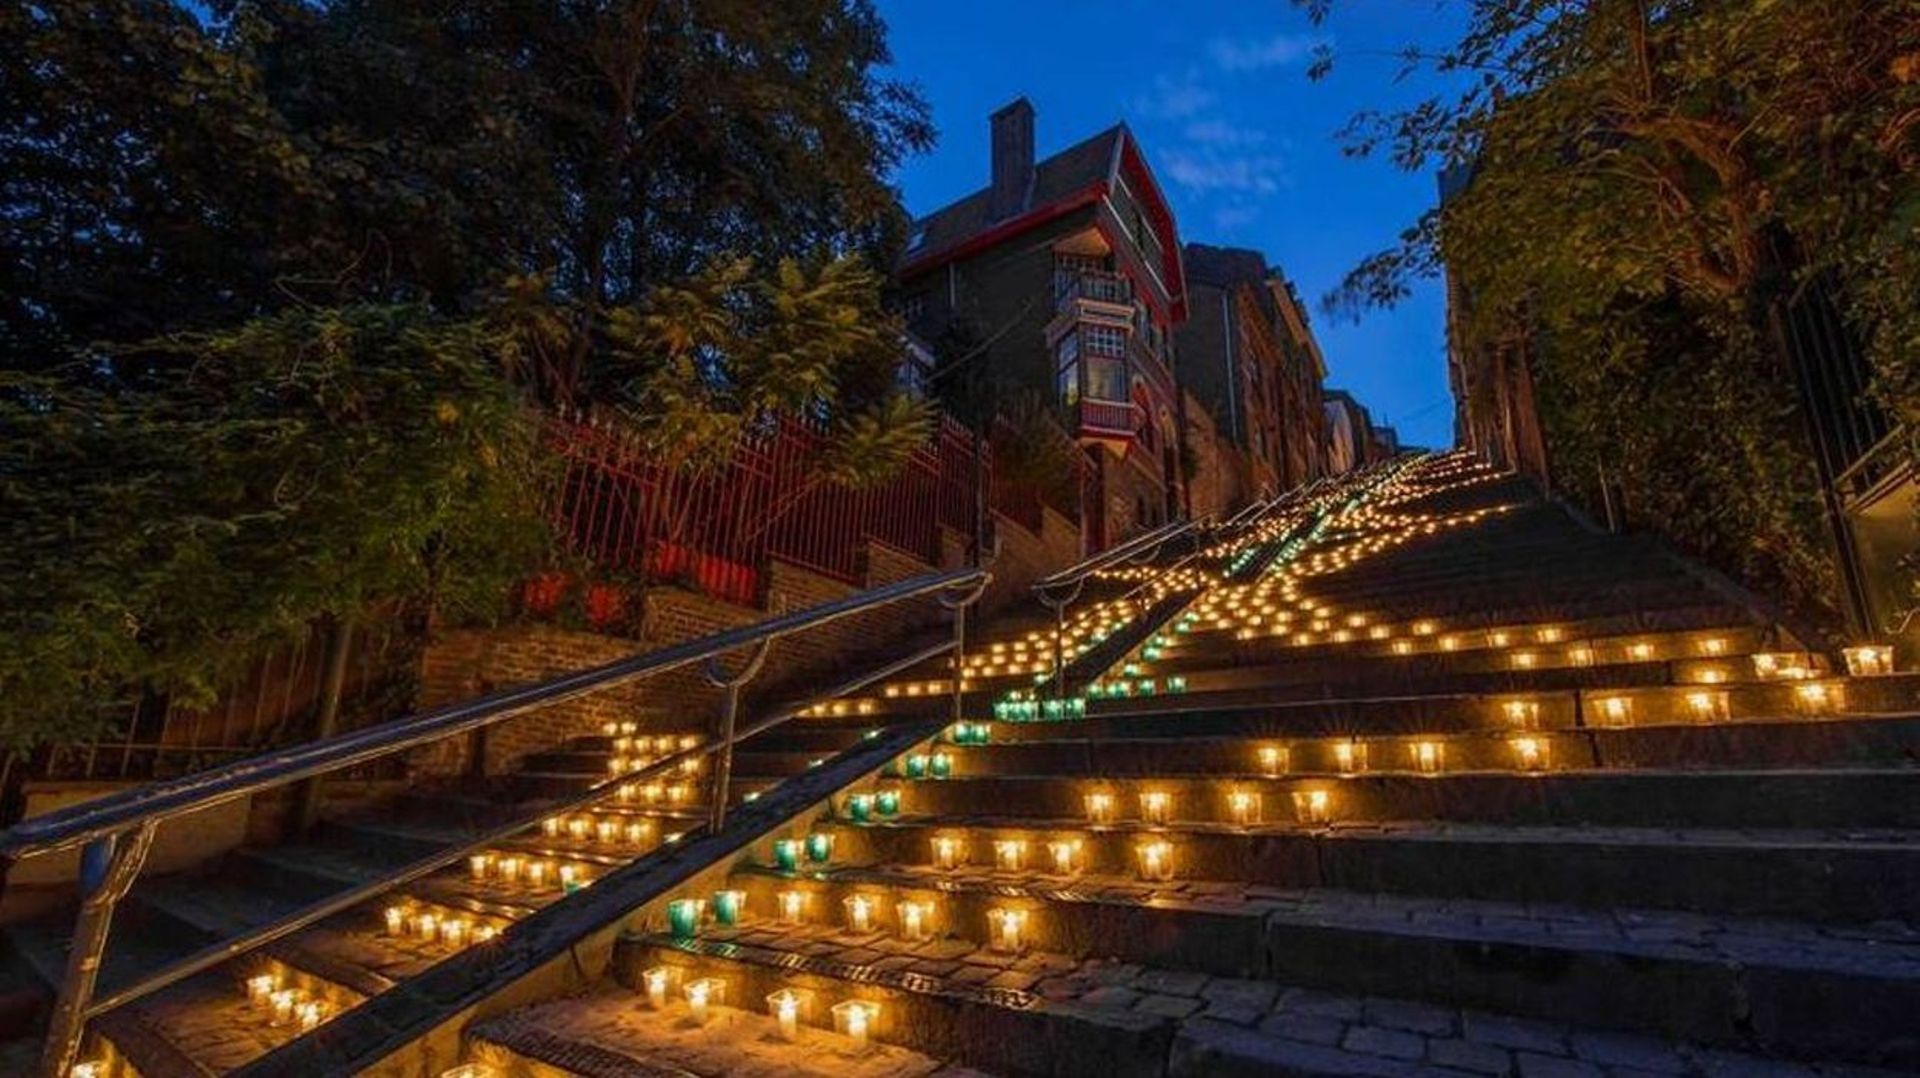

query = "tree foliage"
(1301, 0), (1920, 618)
(0, 306), (554, 749)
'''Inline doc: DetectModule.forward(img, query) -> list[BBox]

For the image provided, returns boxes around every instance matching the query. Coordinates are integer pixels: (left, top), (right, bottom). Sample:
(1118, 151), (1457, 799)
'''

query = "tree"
(1299, 0), (1920, 619)
(0, 305), (553, 749)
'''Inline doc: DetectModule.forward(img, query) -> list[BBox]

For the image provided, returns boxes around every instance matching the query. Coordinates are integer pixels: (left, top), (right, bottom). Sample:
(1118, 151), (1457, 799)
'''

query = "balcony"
(1054, 270), (1135, 318)
(1073, 398), (1143, 447)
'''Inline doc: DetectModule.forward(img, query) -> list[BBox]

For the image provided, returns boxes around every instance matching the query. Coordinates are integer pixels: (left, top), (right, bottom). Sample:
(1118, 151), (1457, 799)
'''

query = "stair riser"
(825, 827), (1920, 923)
(1154, 623), (1766, 675)
(612, 939), (1176, 1078)
(723, 870), (1270, 980)
(885, 771), (1920, 829)
(921, 715), (1920, 778)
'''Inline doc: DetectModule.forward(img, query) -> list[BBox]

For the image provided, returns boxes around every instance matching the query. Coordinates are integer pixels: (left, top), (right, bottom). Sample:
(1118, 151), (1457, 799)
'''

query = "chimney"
(989, 98), (1035, 221)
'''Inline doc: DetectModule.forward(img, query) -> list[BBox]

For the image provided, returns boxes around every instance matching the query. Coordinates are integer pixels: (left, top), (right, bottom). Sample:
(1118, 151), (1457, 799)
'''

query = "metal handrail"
(0, 567), (983, 861)
(8, 564), (988, 1078)
(1032, 515), (1199, 594)
(77, 638), (956, 1022)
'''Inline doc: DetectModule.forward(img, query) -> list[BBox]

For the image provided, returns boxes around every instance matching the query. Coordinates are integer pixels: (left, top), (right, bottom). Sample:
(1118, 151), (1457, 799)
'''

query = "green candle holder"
(667, 898), (702, 938)
(847, 793), (874, 823)
(805, 831), (834, 863)
(773, 838), (801, 872)
(904, 754), (930, 779)
(875, 788), (901, 817)
(712, 890), (745, 926)
(929, 752), (953, 779)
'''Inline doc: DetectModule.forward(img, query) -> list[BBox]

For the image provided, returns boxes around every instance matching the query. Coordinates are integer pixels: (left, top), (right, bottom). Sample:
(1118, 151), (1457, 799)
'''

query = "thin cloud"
(1184, 120), (1268, 147)
(1209, 33), (1322, 73)
(1134, 71), (1216, 120)
(1162, 147), (1288, 195)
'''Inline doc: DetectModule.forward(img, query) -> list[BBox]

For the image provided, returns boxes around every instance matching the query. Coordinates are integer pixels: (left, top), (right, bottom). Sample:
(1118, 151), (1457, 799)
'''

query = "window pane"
(1086, 357), (1127, 402)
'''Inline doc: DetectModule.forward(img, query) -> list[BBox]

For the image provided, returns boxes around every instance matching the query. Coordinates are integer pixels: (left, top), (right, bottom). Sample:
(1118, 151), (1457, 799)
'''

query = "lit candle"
(1137, 840), (1173, 881)
(898, 900), (933, 941)
(773, 838), (801, 872)
(1258, 745), (1289, 776)
(542, 817), (562, 839)
(847, 793), (874, 823)
(805, 831), (834, 864)
(1752, 652), (1785, 677)
(1488, 631), (1510, 647)
(270, 988), (298, 1025)
(643, 966), (671, 1009)
(1843, 644), (1893, 677)
(987, 907), (1028, 953)
(442, 917), (470, 948)
(474, 923), (499, 944)
(685, 978), (720, 1024)
(1510, 737), (1547, 771)
(928, 752), (954, 779)
(497, 856), (523, 884)
(1593, 696), (1631, 727)
(768, 988), (803, 1041)
(567, 816), (589, 841)
(992, 838), (1027, 871)
(595, 819), (618, 844)
(524, 860), (549, 889)
(296, 999), (326, 1031)
(712, 889), (745, 926)
(1699, 637), (1727, 656)
(1511, 651), (1537, 669)
(1686, 690), (1728, 722)
(665, 783), (689, 804)
(875, 788), (902, 817)
(844, 893), (875, 934)
(559, 864), (583, 892)
(1084, 791), (1116, 825)
(1502, 700), (1539, 728)
(383, 906), (406, 937)
(1410, 741), (1443, 773)
(1391, 640), (1414, 655)
(833, 1000), (877, 1053)
(777, 890), (806, 923)
(246, 972), (277, 1005)
(931, 834), (964, 870)
(667, 898), (702, 939)
(1047, 838), (1082, 875)
(624, 821), (651, 845)
(69, 1064), (102, 1078)
(1568, 646), (1595, 666)
(1794, 681), (1840, 714)
(1139, 790), (1172, 825)
(1228, 790), (1261, 825)
(1333, 741), (1366, 773)
(468, 853), (492, 881)
(414, 911), (440, 942)
(903, 754), (930, 779)
(1292, 789), (1331, 824)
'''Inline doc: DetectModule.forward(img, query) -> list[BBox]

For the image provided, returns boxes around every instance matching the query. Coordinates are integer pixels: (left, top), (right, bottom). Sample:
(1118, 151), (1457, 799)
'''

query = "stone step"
(705, 860), (1920, 1062)
(469, 984), (967, 1077)
(820, 817), (1920, 923)
(614, 932), (1176, 1078)
(918, 713), (1920, 779)
(878, 768), (1920, 830)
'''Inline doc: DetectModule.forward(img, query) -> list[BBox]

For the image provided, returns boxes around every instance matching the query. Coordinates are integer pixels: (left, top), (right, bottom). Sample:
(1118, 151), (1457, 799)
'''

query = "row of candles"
(241, 970), (332, 1031)
(539, 813), (656, 846)
(605, 754), (703, 778)
(464, 851), (595, 892)
(639, 966), (883, 1050)
(672, 883), (1044, 949)
(382, 901), (508, 946)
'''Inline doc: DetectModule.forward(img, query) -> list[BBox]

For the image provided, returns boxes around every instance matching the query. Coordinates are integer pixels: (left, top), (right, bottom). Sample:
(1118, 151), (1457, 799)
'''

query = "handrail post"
(42, 820), (156, 1078)
(937, 578), (990, 725)
(704, 638), (774, 834)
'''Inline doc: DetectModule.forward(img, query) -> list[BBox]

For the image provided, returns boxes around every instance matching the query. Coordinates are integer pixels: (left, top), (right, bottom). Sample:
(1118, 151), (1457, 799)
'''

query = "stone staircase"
(19, 451), (1920, 1076)
(459, 453), (1920, 1077)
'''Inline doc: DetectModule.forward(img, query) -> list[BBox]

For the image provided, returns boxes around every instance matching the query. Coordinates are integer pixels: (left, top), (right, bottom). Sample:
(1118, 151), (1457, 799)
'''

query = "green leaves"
(0, 306), (553, 749)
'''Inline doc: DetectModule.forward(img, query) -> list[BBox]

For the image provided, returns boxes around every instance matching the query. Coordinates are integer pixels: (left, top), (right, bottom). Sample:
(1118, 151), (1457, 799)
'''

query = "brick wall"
(415, 529), (1076, 781)
(1183, 393), (1251, 520)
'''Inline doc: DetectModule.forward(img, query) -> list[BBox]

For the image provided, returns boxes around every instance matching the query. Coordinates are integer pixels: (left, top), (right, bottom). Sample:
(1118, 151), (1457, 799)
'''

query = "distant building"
(1324, 390), (1378, 474)
(1177, 244), (1330, 497)
(896, 99), (1188, 550)
(1439, 163), (1550, 484)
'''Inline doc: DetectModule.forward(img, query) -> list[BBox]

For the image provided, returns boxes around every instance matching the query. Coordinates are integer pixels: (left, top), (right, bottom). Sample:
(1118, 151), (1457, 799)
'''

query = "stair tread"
(792, 862), (1920, 970)
(472, 984), (969, 1077)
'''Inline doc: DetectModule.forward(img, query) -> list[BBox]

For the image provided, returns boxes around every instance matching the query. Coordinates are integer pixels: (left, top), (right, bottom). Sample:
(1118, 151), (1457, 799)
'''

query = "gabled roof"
(902, 126), (1123, 267)
(900, 122), (1187, 320)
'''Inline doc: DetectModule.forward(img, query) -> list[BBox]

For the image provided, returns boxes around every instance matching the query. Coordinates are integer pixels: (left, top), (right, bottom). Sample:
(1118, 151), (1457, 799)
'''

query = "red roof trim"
(899, 181), (1108, 278)
(1115, 136), (1188, 321)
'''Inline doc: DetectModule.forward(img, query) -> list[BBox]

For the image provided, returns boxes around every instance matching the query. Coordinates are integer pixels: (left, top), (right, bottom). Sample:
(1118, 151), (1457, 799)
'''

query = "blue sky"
(876, 0), (1465, 449)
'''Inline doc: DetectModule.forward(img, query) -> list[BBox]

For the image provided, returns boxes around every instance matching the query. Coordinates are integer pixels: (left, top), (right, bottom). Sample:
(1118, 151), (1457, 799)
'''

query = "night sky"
(877, 0), (1467, 449)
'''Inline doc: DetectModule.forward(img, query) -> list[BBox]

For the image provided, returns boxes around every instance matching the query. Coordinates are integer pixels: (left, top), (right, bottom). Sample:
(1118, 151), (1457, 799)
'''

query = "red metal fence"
(553, 410), (989, 606)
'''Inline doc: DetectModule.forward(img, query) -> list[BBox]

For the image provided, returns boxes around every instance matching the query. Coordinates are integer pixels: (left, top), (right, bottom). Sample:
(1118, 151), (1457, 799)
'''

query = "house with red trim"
(895, 99), (1189, 552)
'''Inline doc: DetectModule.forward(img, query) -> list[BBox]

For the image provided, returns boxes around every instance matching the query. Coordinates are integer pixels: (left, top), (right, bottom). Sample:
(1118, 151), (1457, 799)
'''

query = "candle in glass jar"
(712, 889), (745, 926)
(987, 907), (1028, 953)
(875, 788), (902, 817)
(270, 988), (298, 1025)
(468, 853), (492, 880)
(685, 978), (720, 1024)
(642, 966), (671, 1009)
(1047, 838), (1082, 875)
(898, 900), (933, 941)
(805, 831), (834, 864)
(773, 838), (801, 872)
(246, 973), (277, 1005)
(768, 988), (803, 1041)
(667, 898), (702, 938)
(383, 906), (406, 936)
(846, 793), (874, 823)
(777, 890), (805, 923)
(928, 752), (953, 779)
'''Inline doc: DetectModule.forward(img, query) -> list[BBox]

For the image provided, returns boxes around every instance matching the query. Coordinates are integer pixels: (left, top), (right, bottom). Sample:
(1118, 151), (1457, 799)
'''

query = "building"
(1176, 245), (1330, 498)
(895, 99), (1188, 551)
(1323, 390), (1372, 475)
(1439, 164), (1551, 485)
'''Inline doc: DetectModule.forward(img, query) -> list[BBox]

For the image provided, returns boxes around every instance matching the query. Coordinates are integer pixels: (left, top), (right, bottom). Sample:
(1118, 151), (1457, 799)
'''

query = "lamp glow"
(777, 890), (806, 923)
(768, 988), (806, 1041)
(1685, 690), (1729, 722)
(987, 907), (1029, 953)
(993, 838), (1027, 871)
(931, 834), (965, 870)
(1511, 737), (1547, 771)
(1259, 745), (1290, 776)
(898, 899), (934, 941)
(832, 1000), (879, 1053)
(1047, 838), (1083, 875)
(1794, 681), (1841, 714)
(1084, 791), (1116, 825)
(844, 894), (876, 934)
(1139, 790), (1172, 825)
(1593, 696), (1632, 727)
(1137, 840), (1173, 881)
(1228, 790), (1262, 825)
(1843, 645), (1893, 677)
(642, 966), (672, 1009)
(684, 977), (721, 1024)
(1292, 789), (1331, 824)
